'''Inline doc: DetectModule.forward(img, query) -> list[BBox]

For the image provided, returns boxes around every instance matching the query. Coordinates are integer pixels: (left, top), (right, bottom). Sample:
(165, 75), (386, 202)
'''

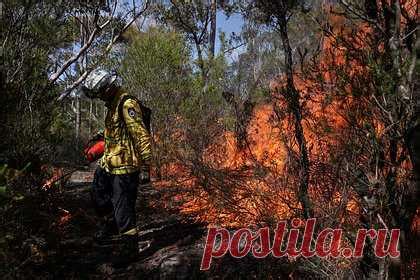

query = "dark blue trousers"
(91, 167), (138, 233)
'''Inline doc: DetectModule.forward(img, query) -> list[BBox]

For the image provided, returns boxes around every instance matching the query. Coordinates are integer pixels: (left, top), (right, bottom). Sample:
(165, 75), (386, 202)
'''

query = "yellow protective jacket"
(100, 90), (151, 175)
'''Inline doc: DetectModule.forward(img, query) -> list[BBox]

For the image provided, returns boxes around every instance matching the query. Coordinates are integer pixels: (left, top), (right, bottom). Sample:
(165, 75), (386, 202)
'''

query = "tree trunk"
(276, 7), (313, 219)
(76, 14), (89, 146)
(196, 42), (206, 82)
(75, 96), (81, 144)
(402, 27), (420, 278)
(88, 100), (93, 136)
(388, 2), (420, 278)
(209, 0), (217, 60)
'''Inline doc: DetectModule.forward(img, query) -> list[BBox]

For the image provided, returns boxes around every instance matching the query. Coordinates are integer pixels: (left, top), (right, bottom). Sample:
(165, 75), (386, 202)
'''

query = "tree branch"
(56, 0), (150, 101)
(49, 11), (106, 85)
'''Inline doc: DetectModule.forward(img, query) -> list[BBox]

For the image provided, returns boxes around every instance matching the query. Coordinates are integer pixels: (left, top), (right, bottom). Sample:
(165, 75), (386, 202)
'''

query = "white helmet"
(82, 69), (118, 98)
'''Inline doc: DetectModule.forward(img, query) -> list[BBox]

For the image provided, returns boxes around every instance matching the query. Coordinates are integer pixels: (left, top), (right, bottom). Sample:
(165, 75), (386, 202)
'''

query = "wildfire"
(58, 207), (72, 226)
(154, 2), (417, 228)
(41, 165), (65, 190)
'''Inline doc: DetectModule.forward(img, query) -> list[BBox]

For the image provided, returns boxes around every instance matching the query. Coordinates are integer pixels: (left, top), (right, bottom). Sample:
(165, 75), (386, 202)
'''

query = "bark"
(387, 2), (419, 278)
(403, 27), (420, 278)
(195, 40), (206, 81)
(49, 11), (102, 85)
(75, 15), (87, 145)
(55, 1), (150, 100)
(169, 0), (210, 84)
(209, 0), (217, 59)
(254, 0), (313, 218)
(364, 0), (378, 19)
(75, 96), (81, 144)
(88, 100), (93, 136)
(276, 5), (313, 219)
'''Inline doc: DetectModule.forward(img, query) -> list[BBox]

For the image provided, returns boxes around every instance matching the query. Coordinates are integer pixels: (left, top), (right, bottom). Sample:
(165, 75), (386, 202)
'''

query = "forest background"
(1, 0), (419, 278)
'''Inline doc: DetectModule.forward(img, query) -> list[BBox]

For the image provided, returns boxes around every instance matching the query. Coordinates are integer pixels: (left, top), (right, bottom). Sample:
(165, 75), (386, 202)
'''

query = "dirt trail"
(47, 168), (207, 279)
(11, 168), (292, 279)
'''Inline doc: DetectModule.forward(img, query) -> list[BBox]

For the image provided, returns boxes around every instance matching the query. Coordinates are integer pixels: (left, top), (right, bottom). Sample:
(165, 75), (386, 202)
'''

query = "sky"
(216, 11), (245, 58)
(65, 5), (246, 94)
(217, 11), (244, 41)
(140, 9), (245, 59)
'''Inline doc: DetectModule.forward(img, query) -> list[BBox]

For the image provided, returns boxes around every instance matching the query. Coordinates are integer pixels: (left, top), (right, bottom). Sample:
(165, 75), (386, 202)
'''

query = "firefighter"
(82, 69), (151, 247)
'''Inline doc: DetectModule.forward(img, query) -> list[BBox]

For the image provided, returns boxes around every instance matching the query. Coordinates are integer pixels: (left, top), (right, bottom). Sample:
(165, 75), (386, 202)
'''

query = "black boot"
(94, 216), (119, 243)
(118, 228), (139, 260)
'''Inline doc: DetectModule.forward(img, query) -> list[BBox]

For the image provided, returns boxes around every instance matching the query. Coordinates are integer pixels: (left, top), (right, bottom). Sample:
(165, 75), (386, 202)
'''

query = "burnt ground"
(42, 169), (207, 279)
(4, 168), (295, 280)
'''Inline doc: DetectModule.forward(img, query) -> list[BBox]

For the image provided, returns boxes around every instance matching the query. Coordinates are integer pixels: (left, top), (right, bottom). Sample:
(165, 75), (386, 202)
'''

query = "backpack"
(119, 95), (152, 133)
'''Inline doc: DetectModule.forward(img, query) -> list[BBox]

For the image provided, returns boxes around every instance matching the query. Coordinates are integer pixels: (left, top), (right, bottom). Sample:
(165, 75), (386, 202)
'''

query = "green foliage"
(121, 26), (230, 165)
(0, 1), (79, 167)
(48, 107), (74, 145)
(121, 26), (192, 134)
(122, 27), (191, 102)
(0, 163), (31, 206)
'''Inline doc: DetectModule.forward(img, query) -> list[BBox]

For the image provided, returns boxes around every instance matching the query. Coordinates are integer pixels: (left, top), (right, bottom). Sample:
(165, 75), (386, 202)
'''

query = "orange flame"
(41, 166), (64, 190)
(155, 2), (417, 227)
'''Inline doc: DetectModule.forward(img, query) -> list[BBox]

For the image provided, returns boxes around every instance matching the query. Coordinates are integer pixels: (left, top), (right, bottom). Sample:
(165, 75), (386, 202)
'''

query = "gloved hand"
(139, 164), (150, 185)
